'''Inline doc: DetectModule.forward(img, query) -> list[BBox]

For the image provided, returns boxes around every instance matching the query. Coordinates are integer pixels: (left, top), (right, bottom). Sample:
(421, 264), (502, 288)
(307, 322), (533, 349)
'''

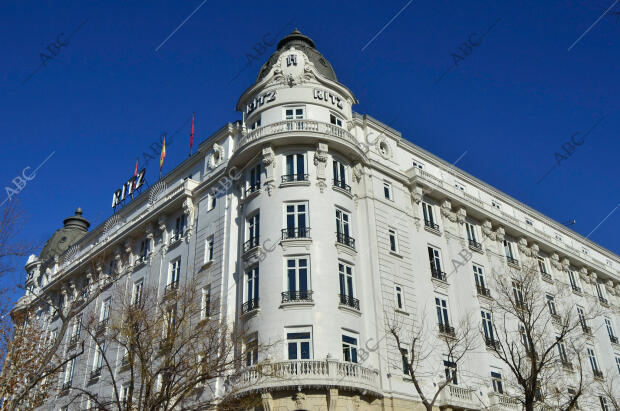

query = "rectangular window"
(245, 337), (259, 366)
(71, 315), (82, 340)
(491, 371), (503, 393)
(481, 310), (495, 344)
(504, 240), (515, 260)
(587, 347), (600, 373)
(338, 262), (355, 299)
(169, 258), (181, 286)
(596, 282), (607, 302)
(395, 285), (404, 310)
(435, 297), (450, 328)
(174, 214), (186, 238)
(285, 107), (304, 120)
(249, 116), (261, 130)
(577, 306), (588, 330)
(546, 294), (557, 316)
(335, 209), (352, 246)
(247, 214), (260, 250)
(100, 298), (111, 322)
(285, 202), (309, 238)
(283, 153), (307, 183)
(537, 257), (548, 274)
(401, 348), (410, 375)
(422, 202), (437, 229)
(165, 306), (177, 338)
(412, 160), (424, 169)
(605, 318), (616, 340)
(246, 266), (259, 304)
(205, 236), (214, 263)
(383, 182), (392, 200)
(615, 356), (620, 375)
(287, 331), (311, 360)
(428, 246), (444, 279)
(601, 396), (610, 411)
(465, 222), (477, 243)
(444, 359), (457, 384)
(473, 264), (487, 295)
(201, 285), (211, 319)
(520, 325), (531, 352)
(121, 384), (130, 404)
(557, 337), (568, 363)
(568, 271), (580, 291)
(209, 193), (216, 210)
(133, 279), (144, 306)
(286, 257), (309, 293)
(330, 113), (343, 127)
(512, 281), (524, 308)
(332, 160), (347, 188)
(139, 238), (150, 258)
(388, 228), (398, 253)
(64, 357), (75, 384)
(455, 182), (465, 191)
(248, 164), (261, 192)
(93, 341), (106, 370)
(342, 334), (358, 363)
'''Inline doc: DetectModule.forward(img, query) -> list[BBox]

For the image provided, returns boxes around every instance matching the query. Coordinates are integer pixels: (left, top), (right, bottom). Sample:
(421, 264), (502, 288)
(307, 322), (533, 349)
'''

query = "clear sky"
(1, 0), (619, 291)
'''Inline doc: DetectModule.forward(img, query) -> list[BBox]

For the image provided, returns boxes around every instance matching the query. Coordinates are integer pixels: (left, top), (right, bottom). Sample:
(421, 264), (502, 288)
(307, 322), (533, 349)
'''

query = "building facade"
(14, 30), (620, 410)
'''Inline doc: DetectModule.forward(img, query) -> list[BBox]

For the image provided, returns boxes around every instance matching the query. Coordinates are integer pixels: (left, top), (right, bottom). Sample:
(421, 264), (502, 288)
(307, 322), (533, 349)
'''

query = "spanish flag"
(160, 135), (166, 170)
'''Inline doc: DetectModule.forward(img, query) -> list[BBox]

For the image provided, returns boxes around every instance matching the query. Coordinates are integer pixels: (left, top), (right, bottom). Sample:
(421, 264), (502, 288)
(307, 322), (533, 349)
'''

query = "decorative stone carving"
(352, 163), (364, 183)
(578, 267), (589, 283)
(209, 143), (224, 169)
(293, 392), (307, 409)
(314, 142), (328, 193)
(605, 280), (615, 295)
(561, 258), (570, 271)
(456, 207), (467, 224)
(517, 238), (529, 256)
(352, 395), (361, 410)
(495, 227), (505, 243)
(481, 220), (496, 240)
(260, 393), (273, 411)
(327, 388), (339, 410)
(440, 199), (458, 223)
(529, 243), (539, 256)
(550, 253), (562, 270)
(411, 184), (424, 204)
(262, 146), (276, 196)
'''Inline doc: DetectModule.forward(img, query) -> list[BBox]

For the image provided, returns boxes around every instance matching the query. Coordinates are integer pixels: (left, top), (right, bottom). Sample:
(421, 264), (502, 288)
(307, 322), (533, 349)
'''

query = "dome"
(256, 29), (338, 82)
(39, 208), (90, 262)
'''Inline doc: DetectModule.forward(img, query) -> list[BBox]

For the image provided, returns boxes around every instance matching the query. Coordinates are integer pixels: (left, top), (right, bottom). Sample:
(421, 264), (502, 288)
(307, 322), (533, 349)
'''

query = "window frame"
(394, 284), (404, 310)
(388, 228), (398, 253)
(286, 256), (310, 293)
(342, 332), (359, 363)
(383, 181), (392, 200)
(338, 261), (355, 299)
(286, 328), (312, 360)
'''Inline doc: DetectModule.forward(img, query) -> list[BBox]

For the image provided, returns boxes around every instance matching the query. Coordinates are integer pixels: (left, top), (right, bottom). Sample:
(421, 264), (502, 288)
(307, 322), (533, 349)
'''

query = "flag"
(132, 158), (139, 189)
(160, 136), (166, 170)
(189, 112), (195, 155)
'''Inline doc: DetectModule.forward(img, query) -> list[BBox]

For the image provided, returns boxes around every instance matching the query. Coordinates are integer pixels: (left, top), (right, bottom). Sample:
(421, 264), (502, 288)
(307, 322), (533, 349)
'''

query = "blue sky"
(1, 0), (619, 290)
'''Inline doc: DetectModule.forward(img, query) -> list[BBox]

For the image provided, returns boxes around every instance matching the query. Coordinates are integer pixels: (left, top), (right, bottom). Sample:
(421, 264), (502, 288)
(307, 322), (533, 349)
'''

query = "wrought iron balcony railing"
(281, 174), (309, 183)
(164, 280), (179, 298)
(332, 179), (351, 193)
(90, 367), (102, 380)
(582, 324), (592, 335)
(242, 298), (259, 314)
(541, 272), (553, 282)
(593, 369), (604, 379)
(243, 236), (260, 253)
(96, 320), (108, 336)
(485, 337), (499, 349)
(424, 219), (440, 231)
(438, 323), (456, 337)
(610, 335), (618, 344)
(476, 285), (491, 297)
(431, 267), (447, 281)
(281, 290), (313, 303)
(338, 294), (360, 310)
(468, 239), (482, 250)
(336, 232), (355, 249)
(506, 256), (519, 267)
(281, 227), (311, 240)
(599, 296), (609, 305)
(571, 284), (582, 294)
(245, 183), (261, 196)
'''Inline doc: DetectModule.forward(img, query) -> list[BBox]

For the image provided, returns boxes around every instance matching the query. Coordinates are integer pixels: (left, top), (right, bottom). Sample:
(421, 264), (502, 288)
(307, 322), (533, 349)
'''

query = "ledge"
(241, 308), (260, 320)
(280, 238), (312, 251)
(395, 308), (410, 316)
(332, 185), (353, 199)
(241, 189), (261, 203)
(199, 260), (214, 271)
(335, 242), (357, 257)
(338, 304), (362, 316)
(279, 180), (311, 188)
(424, 225), (442, 236)
(389, 251), (403, 258)
(431, 277), (450, 289)
(280, 301), (315, 309)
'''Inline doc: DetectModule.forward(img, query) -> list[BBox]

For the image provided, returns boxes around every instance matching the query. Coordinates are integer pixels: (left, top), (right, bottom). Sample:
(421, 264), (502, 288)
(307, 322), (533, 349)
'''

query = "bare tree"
(67, 280), (270, 410)
(387, 308), (478, 411)
(486, 261), (601, 411)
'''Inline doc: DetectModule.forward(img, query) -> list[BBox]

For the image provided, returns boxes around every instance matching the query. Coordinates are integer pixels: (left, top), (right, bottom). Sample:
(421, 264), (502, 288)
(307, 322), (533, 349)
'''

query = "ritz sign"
(112, 168), (146, 208)
(245, 90), (277, 115)
(313, 89), (343, 109)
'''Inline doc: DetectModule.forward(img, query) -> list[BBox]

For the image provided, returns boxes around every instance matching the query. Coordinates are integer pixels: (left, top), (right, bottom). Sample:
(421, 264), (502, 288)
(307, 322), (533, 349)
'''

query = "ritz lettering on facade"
(245, 91), (277, 115)
(112, 168), (146, 208)
(313, 89), (343, 109)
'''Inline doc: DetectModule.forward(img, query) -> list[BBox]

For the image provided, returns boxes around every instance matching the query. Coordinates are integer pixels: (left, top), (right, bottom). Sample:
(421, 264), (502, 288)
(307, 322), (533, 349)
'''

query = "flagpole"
(189, 112), (195, 157)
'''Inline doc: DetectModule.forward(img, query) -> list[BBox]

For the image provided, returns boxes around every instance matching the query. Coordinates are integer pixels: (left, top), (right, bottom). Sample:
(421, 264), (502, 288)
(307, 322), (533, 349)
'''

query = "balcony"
(540, 272), (553, 283)
(485, 337), (500, 350)
(243, 236), (260, 253)
(431, 267), (447, 282)
(438, 323), (456, 337)
(560, 360), (573, 371)
(281, 174), (309, 184)
(582, 324), (592, 336)
(438, 384), (478, 409)
(242, 298), (259, 315)
(488, 392), (520, 410)
(169, 232), (183, 247)
(134, 254), (147, 269)
(239, 119), (360, 151)
(610, 335), (618, 344)
(551, 313), (561, 324)
(571, 284), (582, 295)
(231, 359), (380, 397)
(506, 256), (520, 268)
(336, 232), (356, 249)
(120, 355), (130, 369)
(468, 239), (483, 252)
(67, 334), (79, 350)
(477, 285), (491, 298)
(245, 183), (261, 196)
(338, 294), (360, 311)
(164, 281), (179, 299)
(332, 179), (352, 194)
(89, 367), (102, 381)
(281, 227), (311, 240)
(95, 320), (107, 336)
(593, 369), (604, 380)
(281, 290), (313, 303)
(599, 296), (609, 306)
(424, 219), (440, 234)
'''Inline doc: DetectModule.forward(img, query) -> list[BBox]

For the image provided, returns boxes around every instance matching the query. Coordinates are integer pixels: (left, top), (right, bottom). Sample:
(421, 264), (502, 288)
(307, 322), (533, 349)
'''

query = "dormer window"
(249, 116), (261, 130)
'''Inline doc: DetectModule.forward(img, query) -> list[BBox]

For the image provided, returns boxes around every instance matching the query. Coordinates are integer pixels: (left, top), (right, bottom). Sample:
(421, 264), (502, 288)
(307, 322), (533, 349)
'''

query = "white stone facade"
(17, 31), (620, 411)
